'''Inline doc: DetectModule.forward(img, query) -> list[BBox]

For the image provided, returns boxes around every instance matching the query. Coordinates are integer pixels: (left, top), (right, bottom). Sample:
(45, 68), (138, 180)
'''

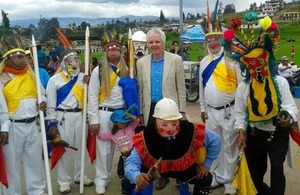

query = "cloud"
(0, 0), (292, 21)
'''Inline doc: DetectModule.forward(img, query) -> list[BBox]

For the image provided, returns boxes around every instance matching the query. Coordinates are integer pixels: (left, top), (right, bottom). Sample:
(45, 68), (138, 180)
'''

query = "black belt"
(10, 116), (38, 123)
(99, 106), (125, 112)
(210, 100), (235, 110)
(56, 108), (82, 112)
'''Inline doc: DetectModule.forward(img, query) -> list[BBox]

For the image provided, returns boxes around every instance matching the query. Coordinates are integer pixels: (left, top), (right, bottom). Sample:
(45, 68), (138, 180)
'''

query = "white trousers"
(94, 110), (115, 187)
(2, 120), (46, 195)
(206, 106), (239, 184)
(56, 111), (88, 186)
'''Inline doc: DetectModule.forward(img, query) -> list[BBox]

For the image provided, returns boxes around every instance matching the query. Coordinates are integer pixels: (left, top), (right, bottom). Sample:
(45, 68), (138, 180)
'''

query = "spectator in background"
(37, 44), (47, 70)
(291, 45), (295, 58)
(47, 55), (60, 76)
(47, 44), (58, 60)
(198, 55), (203, 62)
(169, 40), (180, 55)
(278, 56), (294, 86)
(169, 41), (190, 61)
(92, 57), (100, 70)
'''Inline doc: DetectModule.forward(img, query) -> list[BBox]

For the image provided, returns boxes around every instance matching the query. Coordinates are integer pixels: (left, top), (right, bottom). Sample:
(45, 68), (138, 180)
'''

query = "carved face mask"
(62, 53), (80, 77)
(133, 41), (147, 59)
(156, 118), (180, 140)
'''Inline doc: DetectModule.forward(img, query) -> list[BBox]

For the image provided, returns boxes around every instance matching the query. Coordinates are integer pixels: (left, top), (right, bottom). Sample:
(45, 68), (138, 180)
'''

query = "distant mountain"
(9, 15), (162, 28)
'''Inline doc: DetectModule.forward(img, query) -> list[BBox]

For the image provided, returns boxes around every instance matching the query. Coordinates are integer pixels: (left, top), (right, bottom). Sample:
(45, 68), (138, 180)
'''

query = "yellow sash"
(212, 56), (237, 94)
(98, 67), (120, 103)
(2, 71), (37, 114)
(59, 72), (84, 109)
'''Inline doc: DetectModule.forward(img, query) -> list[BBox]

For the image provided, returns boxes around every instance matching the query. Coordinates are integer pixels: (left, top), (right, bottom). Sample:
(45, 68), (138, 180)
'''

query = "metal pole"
(179, 0), (183, 57)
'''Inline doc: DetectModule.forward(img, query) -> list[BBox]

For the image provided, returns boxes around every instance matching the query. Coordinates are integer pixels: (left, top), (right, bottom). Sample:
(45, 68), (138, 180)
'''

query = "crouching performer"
(124, 98), (221, 195)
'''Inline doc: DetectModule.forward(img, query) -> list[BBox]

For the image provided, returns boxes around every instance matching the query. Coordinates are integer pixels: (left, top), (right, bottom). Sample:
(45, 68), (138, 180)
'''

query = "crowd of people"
(0, 16), (299, 195)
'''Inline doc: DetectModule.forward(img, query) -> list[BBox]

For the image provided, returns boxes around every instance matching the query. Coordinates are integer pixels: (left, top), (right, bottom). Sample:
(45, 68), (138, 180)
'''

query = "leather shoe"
(224, 188), (237, 195)
(74, 178), (94, 187)
(211, 178), (223, 189)
(155, 177), (170, 190)
(96, 186), (106, 195)
(59, 185), (71, 194)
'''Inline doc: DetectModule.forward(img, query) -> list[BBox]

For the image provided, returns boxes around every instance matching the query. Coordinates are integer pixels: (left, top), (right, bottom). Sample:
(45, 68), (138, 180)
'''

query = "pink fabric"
(98, 118), (139, 153)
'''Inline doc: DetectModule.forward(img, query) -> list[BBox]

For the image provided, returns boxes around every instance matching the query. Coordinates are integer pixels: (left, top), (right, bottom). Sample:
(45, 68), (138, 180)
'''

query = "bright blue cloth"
(202, 53), (224, 88)
(150, 56), (164, 103)
(37, 50), (47, 69)
(39, 68), (50, 89)
(56, 75), (78, 107)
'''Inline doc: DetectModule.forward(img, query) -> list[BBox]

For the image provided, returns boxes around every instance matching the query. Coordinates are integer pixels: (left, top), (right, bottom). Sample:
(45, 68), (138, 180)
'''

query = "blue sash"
(202, 53), (224, 88)
(56, 75), (78, 107)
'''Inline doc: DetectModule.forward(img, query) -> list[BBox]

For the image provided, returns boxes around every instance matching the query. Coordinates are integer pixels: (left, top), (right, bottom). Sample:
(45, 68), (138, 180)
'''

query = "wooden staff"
(79, 26), (90, 194)
(31, 35), (53, 195)
(128, 28), (135, 78)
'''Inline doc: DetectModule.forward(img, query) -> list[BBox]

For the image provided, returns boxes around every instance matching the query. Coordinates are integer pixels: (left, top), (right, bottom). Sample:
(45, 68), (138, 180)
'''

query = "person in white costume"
(46, 49), (93, 194)
(199, 31), (242, 195)
(88, 41), (129, 195)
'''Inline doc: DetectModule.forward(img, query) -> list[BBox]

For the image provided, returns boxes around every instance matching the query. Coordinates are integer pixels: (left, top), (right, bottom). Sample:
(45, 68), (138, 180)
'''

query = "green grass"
(80, 21), (300, 66)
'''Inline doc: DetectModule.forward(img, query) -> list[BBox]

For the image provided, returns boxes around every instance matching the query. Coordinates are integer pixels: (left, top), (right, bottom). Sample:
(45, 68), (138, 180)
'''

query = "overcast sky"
(0, 0), (292, 21)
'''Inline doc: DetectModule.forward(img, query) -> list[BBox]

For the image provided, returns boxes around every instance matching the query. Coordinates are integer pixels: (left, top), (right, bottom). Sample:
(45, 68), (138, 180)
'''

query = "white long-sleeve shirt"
(199, 51), (242, 112)
(234, 75), (298, 131)
(45, 71), (85, 120)
(87, 66), (125, 125)
(0, 89), (10, 132)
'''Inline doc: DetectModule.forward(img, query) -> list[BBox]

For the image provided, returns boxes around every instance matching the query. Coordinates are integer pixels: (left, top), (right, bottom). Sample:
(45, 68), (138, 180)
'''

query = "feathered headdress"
(201, 0), (223, 37)
(55, 28), (77, 61)
(0, 34), (25, 60)
(101, 30), (122, 51)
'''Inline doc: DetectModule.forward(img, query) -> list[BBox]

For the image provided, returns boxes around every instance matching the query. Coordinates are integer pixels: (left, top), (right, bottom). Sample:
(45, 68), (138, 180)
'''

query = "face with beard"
(133, 41), (147, 59)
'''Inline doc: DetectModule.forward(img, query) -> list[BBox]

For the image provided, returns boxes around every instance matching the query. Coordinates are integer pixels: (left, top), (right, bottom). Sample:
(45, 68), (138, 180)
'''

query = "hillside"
(220, 4), (300, 26)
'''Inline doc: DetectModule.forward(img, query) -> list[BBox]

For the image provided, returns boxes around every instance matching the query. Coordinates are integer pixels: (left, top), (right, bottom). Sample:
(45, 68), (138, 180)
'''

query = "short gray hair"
(146, 27), (166, 45)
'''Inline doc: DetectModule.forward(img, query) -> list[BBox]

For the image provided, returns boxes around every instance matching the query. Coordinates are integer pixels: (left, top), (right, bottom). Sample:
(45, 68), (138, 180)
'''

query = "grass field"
(80, 20), (300, 67)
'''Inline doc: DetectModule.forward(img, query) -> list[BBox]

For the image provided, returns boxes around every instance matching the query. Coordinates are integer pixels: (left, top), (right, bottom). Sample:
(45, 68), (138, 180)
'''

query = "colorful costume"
(46, 49), (93, 193)
(125, 121), (221, 195)
(223, 14), (299, 195)
(88, 40), (129, 194)
(0, 35), (47, 195)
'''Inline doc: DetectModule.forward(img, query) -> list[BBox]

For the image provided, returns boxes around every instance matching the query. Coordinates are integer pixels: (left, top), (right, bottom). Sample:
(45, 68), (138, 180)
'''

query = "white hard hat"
(153, 98), (182, 120)
(132, 31), (147, 42)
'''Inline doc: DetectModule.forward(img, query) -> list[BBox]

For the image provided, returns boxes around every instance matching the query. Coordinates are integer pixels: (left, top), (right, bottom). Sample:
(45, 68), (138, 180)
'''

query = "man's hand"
(37, 101), (47, 111)
(48, 126), (60, 139)
(201, 112), (206, 123)
(197, 164), (209, 179)
(0, 132), (9, 146)
(237, 130), (246, 150)
(135, 173), (150, 191)
(139, 115), (145, 127)
(90, 124), (100, 135)
(83, 75), (90, 84)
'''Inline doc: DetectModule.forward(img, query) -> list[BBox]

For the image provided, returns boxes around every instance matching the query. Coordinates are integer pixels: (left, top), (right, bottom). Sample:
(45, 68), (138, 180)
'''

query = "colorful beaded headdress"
(222, 12), (281, 124)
